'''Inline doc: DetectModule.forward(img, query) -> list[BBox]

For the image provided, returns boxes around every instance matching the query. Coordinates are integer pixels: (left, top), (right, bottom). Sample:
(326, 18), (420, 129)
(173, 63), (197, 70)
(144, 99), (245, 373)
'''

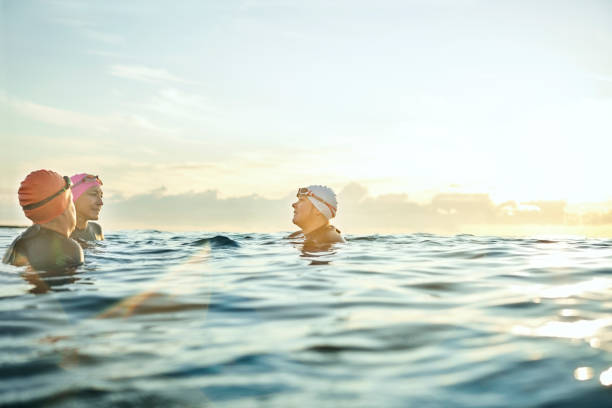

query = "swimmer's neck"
(301, 219), (329, 236)
(39, 221), (71, 238)
(75, 215), (89, 230)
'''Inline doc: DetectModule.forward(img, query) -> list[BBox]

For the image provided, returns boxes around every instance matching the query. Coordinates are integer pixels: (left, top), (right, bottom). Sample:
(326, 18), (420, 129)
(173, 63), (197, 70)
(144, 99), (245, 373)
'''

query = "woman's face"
(292, 196), (316, 227)
(75, 185), (104, 221)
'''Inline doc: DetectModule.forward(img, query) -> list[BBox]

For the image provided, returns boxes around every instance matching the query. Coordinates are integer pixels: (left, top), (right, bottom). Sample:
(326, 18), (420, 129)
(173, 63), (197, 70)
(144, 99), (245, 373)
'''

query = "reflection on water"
(574, 366), (594, 381)
(20, 268), (81, 294)
(0, 229), (611, 407)
(600, 367), (612, 386)
(512, 319), (612, 340)
(518, 277), (612, 299)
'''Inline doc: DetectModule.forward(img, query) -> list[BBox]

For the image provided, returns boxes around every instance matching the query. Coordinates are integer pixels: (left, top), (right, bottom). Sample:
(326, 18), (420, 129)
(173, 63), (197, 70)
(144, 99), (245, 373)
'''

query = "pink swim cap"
(70, 174), (103, 201)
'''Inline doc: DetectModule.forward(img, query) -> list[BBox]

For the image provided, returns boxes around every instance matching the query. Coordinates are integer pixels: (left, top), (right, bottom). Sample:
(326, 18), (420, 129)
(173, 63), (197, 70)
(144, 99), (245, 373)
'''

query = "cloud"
(51, 17), (94, 29)
(3, 95), (175, 135)
(84, 30), (123, 45)
(582, 210), (612, 226)
(51, 16), (124, 45)
(2, 180), (612, 235)
(162, 163), (223, 171)
(338, 182), (368, 202)
(110, 65), (198, 84)
(593, 74), (612, 83)
(99, 184), (612, 235)
(337, 191), (574, 234)
(137, 88), (218, 121)
(87, 49), (127, 58)
(9, 99), (108, 131)
(593, 74), (612, 97)
(104, 189), (292, 232)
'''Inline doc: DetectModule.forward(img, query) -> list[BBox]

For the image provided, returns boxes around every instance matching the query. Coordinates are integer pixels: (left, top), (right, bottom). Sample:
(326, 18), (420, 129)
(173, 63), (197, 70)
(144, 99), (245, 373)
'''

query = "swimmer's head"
(18, 170), (73, 224)
(296, 185), (338, 220)
(70, 174), (102, 202)
(71, 173), (103, 223)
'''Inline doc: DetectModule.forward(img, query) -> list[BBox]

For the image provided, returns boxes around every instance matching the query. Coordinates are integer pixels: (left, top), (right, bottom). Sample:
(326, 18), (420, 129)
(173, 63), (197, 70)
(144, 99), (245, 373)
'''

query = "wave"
(187, 235), (240, 248)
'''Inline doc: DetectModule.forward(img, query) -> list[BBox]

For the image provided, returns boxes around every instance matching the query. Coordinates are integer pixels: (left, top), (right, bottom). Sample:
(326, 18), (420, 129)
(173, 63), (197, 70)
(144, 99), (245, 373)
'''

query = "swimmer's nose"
(292, 202), (297, 209)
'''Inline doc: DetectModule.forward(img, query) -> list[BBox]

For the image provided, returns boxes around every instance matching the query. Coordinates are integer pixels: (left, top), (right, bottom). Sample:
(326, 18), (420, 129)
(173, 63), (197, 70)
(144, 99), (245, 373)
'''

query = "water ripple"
(1, 231), (611, 407)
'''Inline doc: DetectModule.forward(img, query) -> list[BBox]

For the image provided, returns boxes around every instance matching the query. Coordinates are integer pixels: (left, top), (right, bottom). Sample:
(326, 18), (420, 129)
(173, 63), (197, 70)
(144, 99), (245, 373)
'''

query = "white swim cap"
(297, 185), (338, 219)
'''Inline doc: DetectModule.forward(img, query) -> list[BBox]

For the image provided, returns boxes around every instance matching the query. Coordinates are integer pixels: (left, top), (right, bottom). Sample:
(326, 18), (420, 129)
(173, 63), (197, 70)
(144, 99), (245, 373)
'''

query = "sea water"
(1, 228), (611, 407)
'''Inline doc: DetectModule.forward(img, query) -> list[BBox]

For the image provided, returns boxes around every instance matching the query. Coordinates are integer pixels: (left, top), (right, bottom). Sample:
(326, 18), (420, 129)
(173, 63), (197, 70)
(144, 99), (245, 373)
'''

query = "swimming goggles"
(72, 174), (103, 188)
(22, 176), (72, 211)
(297, 187), (337, 217)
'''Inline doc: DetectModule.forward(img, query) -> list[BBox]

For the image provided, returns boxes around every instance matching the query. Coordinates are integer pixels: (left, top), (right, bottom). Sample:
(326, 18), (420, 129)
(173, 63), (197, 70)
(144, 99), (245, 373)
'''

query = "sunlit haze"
(2, 0), (611, 235)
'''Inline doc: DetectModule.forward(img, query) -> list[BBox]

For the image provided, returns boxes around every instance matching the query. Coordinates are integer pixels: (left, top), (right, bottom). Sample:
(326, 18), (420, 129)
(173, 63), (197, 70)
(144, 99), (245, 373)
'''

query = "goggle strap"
(72, 175), (103, 188)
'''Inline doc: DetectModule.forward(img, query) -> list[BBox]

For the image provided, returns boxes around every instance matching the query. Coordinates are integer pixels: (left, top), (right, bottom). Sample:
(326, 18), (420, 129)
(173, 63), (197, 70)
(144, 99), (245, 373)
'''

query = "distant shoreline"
(0, 225), (27, 229)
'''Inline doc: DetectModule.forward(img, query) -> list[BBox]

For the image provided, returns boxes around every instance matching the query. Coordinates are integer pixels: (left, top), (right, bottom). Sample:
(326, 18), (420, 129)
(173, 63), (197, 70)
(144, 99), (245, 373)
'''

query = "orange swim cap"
(18, 170), (72, 224)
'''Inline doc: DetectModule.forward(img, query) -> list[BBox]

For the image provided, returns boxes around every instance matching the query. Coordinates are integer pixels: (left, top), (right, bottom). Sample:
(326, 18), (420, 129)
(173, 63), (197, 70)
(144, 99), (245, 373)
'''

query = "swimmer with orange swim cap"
(2, 170), (84, 271)
(288, 185), (345, 246)
(69, 173), (104, 242)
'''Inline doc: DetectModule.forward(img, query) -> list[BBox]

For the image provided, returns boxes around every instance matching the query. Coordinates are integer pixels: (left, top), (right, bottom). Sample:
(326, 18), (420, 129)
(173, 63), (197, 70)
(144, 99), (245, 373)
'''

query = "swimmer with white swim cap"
(289, 185), (345, 245)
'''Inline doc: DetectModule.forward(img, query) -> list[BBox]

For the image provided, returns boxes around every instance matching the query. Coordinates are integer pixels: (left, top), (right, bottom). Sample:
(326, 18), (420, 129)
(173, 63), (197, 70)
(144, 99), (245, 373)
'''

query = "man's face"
(292, 196), (315, 227)
(75, 185), (104, 221)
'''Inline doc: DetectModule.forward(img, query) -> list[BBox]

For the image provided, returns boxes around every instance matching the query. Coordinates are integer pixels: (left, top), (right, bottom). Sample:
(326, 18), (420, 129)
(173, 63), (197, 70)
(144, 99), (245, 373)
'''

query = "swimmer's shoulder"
(2, 225), (40, 266)
(71, 222), (104, 242)
(44, 233), (84, 271)
(88, 222), (104, 240)
(26, 228), (83, 271)
(324, 225), (345, 243)
(65, 236), (85, 266)
(287, 226), (345, 244)
(306, 225), (345, 245)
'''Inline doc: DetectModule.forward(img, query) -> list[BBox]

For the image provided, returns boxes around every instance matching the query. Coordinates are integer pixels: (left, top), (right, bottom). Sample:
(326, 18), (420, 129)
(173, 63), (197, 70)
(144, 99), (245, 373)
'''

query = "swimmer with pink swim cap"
(288, 185), (345, 247)
(70, 174), (104, 242)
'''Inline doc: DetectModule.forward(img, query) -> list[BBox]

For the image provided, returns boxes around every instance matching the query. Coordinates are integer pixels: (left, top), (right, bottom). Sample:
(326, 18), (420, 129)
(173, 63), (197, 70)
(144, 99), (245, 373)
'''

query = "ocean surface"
(1, 228), (611, 407)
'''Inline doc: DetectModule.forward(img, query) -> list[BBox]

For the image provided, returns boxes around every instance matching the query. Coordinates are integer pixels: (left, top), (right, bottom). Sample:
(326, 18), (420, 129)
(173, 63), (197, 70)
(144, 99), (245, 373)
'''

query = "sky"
(1, 0), (612, 235)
